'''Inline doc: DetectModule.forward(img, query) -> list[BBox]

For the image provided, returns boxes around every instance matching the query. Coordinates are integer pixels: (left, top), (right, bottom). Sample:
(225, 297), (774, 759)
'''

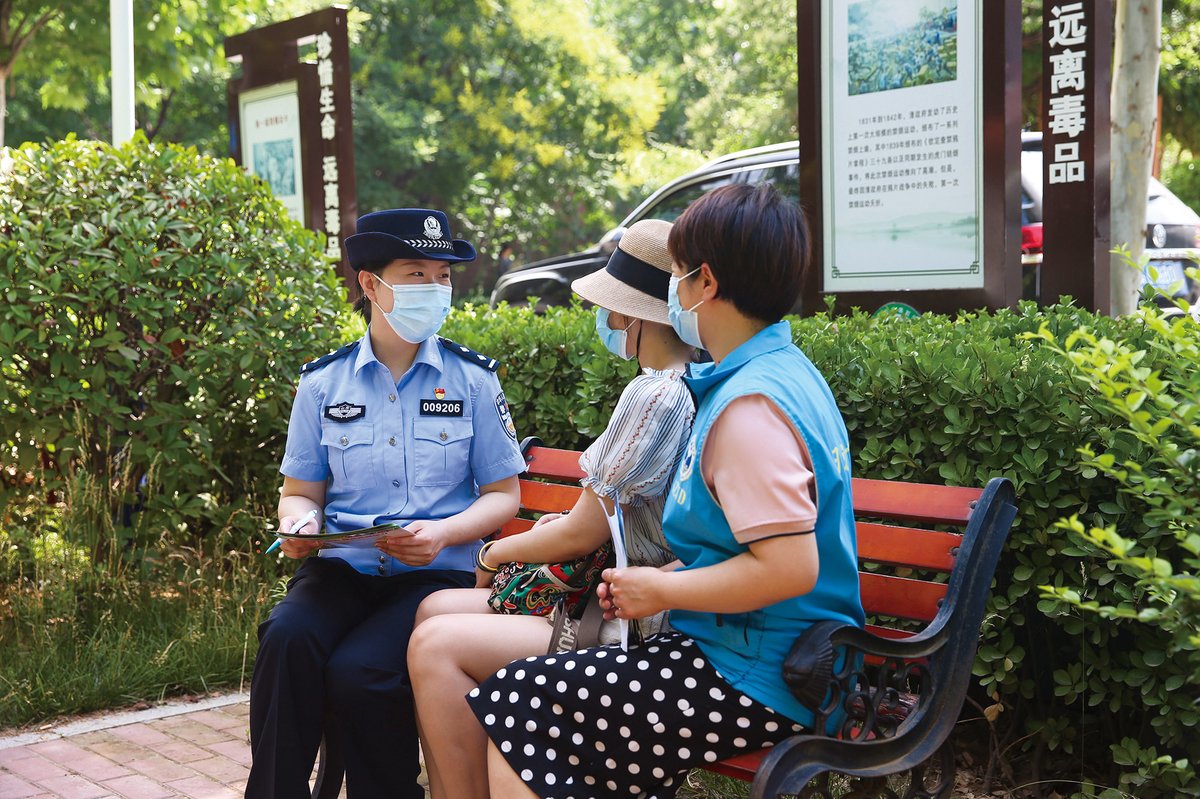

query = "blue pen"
(265, 508), (319, 555)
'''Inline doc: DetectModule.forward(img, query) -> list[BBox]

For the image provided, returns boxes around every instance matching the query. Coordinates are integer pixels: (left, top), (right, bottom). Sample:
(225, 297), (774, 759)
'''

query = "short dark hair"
(667, 183), (810, 323)
(352, 259), (392, 319)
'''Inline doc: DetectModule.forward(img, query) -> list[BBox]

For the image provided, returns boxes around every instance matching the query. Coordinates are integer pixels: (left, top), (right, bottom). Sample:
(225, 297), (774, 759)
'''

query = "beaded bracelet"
(476, 540), (499, 573)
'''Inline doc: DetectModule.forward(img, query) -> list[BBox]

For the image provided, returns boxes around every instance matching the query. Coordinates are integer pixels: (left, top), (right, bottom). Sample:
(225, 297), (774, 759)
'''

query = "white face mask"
(667, 267), (705, 349)
(596, 307), (636, 360)
(371, 274), (452, 343)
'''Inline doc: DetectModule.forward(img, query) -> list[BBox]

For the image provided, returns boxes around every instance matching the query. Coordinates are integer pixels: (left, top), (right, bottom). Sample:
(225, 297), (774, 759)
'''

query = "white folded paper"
(596, 495), (629, 650)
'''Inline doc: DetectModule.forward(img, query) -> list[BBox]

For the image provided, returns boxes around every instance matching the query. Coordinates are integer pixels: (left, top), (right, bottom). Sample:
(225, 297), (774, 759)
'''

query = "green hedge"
(448, 300), (1194, 796)
(0, 135), (347, 556)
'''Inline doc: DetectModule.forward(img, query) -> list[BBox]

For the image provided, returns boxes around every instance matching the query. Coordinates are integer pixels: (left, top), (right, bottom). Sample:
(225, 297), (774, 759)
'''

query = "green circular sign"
(873, 301), (921, 320)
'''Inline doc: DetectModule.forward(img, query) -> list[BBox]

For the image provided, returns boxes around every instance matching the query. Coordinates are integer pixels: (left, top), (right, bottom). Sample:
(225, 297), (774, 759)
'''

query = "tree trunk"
(0, 72), (6, 149)
(1109, 0), (1162, 315)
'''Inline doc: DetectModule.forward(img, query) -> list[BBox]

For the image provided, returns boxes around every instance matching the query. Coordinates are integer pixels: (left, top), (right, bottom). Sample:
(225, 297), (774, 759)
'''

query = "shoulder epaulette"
(300, 341), (361, 374)
(438, 337), (499, 372)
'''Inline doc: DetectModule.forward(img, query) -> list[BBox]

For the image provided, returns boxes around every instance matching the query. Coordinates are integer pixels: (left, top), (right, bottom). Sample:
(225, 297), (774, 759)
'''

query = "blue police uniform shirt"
(280, 331), (526, 576)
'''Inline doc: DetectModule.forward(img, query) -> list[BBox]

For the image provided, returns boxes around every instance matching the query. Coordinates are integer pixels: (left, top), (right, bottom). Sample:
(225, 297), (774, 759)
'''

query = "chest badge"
(324, 402), (366, 422)
(420, 396), (464, 416)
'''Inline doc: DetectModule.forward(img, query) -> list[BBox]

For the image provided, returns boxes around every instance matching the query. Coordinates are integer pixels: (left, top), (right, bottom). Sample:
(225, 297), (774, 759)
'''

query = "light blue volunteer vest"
(665, 321), (865, 727)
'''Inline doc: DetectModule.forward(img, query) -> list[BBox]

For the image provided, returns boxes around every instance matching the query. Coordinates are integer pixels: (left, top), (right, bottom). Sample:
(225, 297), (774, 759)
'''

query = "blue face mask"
(371, 274), (452, 343)
(596, 307), (636, 360)
(667, 267), (704, 349)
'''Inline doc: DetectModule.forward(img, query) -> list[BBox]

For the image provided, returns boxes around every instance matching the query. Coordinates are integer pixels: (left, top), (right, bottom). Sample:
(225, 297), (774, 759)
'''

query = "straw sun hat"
(571, 219), (674, 325)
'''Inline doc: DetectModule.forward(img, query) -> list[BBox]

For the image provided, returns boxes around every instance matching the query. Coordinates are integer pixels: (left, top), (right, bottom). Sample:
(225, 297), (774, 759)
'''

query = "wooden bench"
(313, 437), (1017, 799)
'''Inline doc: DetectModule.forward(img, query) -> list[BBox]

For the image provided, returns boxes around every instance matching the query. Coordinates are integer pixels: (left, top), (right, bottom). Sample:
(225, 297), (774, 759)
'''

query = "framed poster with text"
(822, 0), (983, 293)
(238, 81), (305, 223)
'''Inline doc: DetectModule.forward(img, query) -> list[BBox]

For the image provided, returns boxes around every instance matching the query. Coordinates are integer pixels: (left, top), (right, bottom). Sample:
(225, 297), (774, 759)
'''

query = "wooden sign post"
(1039, 0), (1112, 312)
(225, 7), (357, 291)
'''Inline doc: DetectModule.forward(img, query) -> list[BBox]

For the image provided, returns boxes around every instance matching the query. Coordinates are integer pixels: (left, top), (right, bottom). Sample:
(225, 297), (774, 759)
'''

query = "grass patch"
(0, 565), (270, 728)
(678, 770), (752, 798)
(0, 469), (282, 729)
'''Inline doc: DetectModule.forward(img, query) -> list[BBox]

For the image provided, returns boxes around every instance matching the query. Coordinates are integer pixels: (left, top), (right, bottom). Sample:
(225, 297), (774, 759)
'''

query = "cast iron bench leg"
(311, 727), (344, 799)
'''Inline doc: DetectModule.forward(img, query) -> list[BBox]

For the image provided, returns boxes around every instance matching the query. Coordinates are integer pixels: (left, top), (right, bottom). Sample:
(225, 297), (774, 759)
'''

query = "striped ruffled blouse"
(578, 367), (695, 639)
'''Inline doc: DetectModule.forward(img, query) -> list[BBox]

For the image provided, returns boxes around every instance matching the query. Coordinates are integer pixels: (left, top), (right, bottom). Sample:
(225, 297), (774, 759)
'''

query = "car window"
(1021, 188), (1035, 226)
(640, 176), (735, 223)
(639, 162), (802, 224)
(738, 163), (802, 202)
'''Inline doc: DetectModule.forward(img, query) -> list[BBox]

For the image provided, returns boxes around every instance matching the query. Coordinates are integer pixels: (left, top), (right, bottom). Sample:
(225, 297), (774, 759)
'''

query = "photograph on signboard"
(823, 0), (983, 293)
(238, 81), (305, 223)
(252, 140), (297, 195)
(847, 0), (958, 95)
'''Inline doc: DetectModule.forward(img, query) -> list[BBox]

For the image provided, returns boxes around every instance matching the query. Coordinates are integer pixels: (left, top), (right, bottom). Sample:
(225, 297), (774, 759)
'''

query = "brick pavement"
(0, 694), (353, 799)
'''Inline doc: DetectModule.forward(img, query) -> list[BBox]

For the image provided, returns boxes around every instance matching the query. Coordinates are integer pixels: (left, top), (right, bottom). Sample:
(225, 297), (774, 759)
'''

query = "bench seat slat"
(859, 573), (946, 622)
(517, 480), (582, 514)
(705, 752), (764, 781)
(856, 522), (960, 572)
(851, 478), (980, 525)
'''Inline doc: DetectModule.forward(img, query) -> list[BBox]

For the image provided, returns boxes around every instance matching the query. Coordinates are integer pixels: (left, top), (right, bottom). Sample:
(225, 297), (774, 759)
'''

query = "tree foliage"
(590, 0), (798, 202)
(1159, 0), (1200, 152)
(1, 0), (325, 147)
(349, 0), (661, 266)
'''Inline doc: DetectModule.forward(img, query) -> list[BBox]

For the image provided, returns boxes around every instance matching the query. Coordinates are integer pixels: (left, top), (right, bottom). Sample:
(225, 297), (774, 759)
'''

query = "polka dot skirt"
(466, 632), (803, 799)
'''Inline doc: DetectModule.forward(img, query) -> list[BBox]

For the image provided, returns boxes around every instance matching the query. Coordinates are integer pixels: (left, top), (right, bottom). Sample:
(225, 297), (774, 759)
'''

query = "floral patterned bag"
(486, 542), (613, 617)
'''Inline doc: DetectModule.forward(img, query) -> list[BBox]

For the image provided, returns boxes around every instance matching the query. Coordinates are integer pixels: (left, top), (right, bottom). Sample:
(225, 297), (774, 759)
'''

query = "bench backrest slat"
(851, 477), (980, 525)
(859, 573), (946, 623)
(522, 446), (587, 481)
(516, 479), (583, 514)
(856, 523), (960, 572)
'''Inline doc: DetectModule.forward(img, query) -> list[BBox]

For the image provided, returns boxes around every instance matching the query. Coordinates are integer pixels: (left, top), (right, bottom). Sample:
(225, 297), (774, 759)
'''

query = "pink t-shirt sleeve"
(701, 394), (818, 544)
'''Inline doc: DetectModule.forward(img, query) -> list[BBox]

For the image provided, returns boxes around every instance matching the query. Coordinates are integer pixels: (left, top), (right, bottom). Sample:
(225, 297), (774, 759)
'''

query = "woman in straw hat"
(408, 218), (696, 799)
(471, 184), (865, 799)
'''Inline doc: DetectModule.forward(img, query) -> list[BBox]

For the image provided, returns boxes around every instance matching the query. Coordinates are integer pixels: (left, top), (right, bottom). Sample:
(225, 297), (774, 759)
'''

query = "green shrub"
(1033, 306), (1200, 798)
(0, 134), (346, 556)
(442, 300), (1191, 796)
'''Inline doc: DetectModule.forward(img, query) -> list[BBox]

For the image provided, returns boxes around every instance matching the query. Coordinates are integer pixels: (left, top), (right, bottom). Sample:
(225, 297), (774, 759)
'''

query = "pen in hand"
(265, 508), (319, 555)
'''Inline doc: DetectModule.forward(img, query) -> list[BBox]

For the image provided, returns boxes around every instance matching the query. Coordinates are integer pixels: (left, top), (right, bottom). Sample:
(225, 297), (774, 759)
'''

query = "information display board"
(239, 82), (305, 222)
(822, 0), (983, 293)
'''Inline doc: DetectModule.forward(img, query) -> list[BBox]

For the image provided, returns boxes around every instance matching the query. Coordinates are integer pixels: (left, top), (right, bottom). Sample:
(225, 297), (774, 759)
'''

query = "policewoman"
(246, 209), (525, 799)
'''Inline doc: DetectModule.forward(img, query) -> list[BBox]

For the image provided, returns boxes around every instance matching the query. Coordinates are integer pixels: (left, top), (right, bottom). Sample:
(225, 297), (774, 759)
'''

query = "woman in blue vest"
(467, 183), (865, 798)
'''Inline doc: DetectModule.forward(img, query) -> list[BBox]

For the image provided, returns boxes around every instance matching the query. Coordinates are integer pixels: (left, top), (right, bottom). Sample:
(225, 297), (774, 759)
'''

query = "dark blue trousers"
(245, 557), (473, 799)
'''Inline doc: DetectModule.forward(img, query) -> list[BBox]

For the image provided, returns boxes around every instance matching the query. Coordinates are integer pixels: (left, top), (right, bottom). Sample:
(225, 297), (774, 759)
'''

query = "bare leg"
(409, 613), (553, 799)
(487, 738), (539, 799)
(413, 589), (496, 797)
(413, 587), (493, 628)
